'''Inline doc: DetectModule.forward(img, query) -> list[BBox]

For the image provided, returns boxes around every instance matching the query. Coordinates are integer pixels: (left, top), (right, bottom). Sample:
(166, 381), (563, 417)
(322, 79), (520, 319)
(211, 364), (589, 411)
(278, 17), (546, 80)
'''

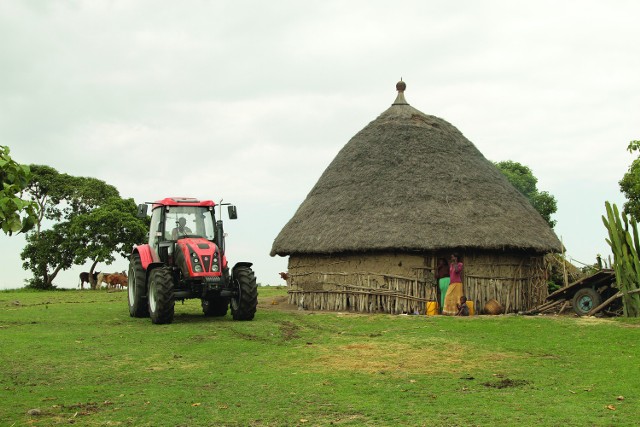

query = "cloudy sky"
(1, 0), (638, 289)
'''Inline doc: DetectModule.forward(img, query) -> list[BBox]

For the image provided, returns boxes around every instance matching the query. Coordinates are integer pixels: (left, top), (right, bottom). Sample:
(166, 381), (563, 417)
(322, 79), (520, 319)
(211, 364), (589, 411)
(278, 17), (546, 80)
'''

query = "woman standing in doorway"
(434, 258), (450, 314)
(443, 253), (464, 315)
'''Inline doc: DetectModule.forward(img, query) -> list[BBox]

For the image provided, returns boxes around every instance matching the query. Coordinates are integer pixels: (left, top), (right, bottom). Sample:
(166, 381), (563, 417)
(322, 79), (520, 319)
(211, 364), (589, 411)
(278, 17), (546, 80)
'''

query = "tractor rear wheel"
(148, 267), (175, 324)
(231, 266), (258, 321)
(128, 255), (149, 318)
(202, 297), (230, 317)
(572, 288), (601, 316)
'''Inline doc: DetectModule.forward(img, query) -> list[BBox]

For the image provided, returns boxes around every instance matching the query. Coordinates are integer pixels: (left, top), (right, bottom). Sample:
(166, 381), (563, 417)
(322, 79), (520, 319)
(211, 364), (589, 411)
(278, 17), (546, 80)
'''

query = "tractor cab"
(149, 204), (217, 263)
(137, 197), (236, 265)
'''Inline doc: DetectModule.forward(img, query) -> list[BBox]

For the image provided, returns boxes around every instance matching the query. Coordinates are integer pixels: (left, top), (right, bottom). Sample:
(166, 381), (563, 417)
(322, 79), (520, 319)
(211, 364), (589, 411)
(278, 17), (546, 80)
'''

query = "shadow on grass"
(170, 312), (233, 324)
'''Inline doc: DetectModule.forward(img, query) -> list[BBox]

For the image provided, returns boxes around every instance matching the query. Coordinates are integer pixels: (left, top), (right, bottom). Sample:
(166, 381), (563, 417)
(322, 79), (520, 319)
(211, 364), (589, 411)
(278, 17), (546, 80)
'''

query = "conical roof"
(270, 81), (562, 256)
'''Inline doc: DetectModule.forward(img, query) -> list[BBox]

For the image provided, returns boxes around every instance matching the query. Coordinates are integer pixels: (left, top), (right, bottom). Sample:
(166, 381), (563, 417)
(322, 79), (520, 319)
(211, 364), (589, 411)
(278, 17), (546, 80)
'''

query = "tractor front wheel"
(572, 288), (602, 316)
(202, 297), (229, 317)
(148, 267), (175, 324)
(230, 266), (258, 321)
(128, 255), (149, 318)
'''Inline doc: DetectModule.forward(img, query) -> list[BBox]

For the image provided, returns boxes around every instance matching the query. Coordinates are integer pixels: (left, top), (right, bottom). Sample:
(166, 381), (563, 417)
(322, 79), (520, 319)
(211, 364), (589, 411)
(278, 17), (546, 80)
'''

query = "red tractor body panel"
(134, 244), (159, 270)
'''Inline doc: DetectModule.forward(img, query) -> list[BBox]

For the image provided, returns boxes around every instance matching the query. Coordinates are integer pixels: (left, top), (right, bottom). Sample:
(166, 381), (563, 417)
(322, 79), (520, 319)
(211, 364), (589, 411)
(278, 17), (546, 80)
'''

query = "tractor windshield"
(164, 206), (216, 241)
(148, 205), (217, 249)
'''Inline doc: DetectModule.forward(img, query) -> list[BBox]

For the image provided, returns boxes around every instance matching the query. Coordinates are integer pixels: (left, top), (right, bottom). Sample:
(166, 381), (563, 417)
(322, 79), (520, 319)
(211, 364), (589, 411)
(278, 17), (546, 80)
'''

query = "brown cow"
(103, 273), (128, 290)
(96, 272), (128, 290)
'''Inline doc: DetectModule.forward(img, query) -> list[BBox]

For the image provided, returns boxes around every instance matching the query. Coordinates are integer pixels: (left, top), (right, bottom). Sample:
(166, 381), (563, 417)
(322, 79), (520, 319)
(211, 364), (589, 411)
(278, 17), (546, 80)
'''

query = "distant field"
(1, 287), (639, 426)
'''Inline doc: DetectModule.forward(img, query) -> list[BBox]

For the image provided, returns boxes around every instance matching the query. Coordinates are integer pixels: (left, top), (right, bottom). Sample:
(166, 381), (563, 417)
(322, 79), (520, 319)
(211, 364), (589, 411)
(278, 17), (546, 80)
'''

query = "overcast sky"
(1, 0), (639, 289)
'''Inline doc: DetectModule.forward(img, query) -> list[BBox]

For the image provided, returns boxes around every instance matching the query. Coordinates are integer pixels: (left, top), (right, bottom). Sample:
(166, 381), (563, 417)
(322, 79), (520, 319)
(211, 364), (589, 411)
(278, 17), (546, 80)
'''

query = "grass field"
(1, 287), (639, 426)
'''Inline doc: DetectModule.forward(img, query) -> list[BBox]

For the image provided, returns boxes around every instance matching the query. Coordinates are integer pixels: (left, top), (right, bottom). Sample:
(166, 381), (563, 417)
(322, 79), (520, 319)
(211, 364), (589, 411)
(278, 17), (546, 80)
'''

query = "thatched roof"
(271, 81), (562, 257)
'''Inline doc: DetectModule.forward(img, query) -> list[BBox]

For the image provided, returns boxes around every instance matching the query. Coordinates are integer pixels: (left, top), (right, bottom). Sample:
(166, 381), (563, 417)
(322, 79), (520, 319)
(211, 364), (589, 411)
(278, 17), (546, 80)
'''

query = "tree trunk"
(46, 265), (64, 289)
(89, 260), (99, 289)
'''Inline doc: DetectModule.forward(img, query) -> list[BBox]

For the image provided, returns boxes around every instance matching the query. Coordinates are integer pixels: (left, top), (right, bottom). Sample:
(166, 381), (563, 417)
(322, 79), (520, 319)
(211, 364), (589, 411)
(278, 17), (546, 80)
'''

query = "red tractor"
(128, 197), (257, 324)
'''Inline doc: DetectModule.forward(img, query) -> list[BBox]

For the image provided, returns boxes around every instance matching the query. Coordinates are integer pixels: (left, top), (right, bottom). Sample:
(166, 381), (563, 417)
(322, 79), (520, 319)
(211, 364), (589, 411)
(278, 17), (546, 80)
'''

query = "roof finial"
(393, 78), (408, 105)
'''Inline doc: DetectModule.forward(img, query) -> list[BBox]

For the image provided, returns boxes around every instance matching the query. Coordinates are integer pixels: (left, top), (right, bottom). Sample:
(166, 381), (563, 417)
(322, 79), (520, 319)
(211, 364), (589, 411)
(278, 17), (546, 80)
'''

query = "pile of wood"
(522, 299), (571, 316)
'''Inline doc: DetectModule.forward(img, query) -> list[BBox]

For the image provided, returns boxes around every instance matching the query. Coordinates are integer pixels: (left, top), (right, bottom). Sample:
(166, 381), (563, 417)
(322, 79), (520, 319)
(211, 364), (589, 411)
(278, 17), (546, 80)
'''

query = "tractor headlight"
(194, 264), (203, 273)
(211, 252), (220, 272)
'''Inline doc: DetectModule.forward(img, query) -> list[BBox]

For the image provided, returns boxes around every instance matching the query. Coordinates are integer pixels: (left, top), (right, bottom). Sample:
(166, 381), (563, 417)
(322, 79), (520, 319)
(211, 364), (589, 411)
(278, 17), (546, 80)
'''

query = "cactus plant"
(602, 202), (640, 317)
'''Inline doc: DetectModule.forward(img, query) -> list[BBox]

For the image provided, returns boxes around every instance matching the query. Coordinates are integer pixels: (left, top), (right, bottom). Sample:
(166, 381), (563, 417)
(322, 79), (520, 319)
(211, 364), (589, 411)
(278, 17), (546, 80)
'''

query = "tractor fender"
(232, 262), (254, 278)
(132, 244), (160, 270)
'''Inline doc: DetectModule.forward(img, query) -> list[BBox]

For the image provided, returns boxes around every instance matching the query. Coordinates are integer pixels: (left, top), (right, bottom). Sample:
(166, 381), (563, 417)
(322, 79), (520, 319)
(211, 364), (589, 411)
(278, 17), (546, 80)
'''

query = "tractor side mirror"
(228, 205), (238, 220)
(137, 204), (148, 218)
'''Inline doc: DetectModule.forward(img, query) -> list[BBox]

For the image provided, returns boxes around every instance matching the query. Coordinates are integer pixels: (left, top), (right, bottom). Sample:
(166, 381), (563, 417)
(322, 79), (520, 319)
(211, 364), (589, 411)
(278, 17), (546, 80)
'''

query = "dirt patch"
(277, 320), (300, 340)
(62, 401), (105, 416)
(228, 328), (262, 341)
(619, 323), (640, 328)
(574, 316), (616, 326)
(482, 378), (530, 388)
(258, 294), (299, 312)
(303, 341), (520, 376)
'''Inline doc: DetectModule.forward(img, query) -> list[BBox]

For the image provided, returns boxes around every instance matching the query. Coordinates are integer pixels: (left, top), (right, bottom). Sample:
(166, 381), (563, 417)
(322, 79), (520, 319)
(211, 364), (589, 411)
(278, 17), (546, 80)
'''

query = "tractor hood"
(174, 237), (226, 278)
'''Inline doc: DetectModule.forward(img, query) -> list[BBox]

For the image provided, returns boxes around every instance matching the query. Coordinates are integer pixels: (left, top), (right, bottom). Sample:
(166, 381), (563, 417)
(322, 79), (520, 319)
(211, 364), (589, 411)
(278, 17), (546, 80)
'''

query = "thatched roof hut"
(271, 81), (561, 314)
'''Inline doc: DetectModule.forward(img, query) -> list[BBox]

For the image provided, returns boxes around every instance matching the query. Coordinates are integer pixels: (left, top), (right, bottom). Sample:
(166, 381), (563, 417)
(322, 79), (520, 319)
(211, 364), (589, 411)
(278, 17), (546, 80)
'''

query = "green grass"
(1, 287), (639, 426)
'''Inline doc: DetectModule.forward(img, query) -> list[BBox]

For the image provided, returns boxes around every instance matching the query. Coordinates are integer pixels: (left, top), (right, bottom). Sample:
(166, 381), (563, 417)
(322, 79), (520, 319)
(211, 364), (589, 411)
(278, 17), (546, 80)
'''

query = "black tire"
(202, 297), (229, 317)
(230, 266), (258, 321)
(572, 288), (602, 316)
(128, 255), (149, 318)
(148, 267), (175, 324)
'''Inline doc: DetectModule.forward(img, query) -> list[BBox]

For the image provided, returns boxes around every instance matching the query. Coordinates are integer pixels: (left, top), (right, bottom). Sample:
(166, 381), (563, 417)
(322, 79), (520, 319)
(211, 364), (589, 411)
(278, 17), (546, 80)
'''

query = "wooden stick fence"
(287, 271), (431, 314)
(286, 254), (549, 314)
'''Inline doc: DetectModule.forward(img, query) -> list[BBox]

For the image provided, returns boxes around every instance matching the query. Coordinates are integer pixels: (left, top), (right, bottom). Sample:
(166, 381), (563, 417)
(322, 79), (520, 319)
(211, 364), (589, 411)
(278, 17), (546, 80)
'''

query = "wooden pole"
(561, 236), (568, 288)
(558, 300), (570, 314)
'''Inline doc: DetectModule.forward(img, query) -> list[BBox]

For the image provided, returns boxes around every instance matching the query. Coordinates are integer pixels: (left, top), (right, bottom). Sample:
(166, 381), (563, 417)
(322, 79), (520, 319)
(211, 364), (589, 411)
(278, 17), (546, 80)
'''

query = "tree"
(21, 223), (77, 289)
(25, 165), (120, 235)
(21, 166), (147, 289)
(619, 140), (640, 222)
(494, 160), (558, 228)
(69, 197), (148, 284)
(0, 146), (38, 235)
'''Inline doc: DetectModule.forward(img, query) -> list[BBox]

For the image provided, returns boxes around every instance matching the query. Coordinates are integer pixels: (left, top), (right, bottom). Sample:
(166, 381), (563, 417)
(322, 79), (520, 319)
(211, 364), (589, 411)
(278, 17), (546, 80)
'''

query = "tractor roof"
(151, 197), (216, 209)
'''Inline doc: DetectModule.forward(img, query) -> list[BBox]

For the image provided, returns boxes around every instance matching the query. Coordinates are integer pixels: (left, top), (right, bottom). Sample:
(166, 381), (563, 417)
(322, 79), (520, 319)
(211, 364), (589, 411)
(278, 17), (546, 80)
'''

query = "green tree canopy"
(0, 146), (38, 235)
(26, 165), (120, 234)
(494, 160), (558, 228)
(619, 140), (640, 222)
(21, 166), (147, 289)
